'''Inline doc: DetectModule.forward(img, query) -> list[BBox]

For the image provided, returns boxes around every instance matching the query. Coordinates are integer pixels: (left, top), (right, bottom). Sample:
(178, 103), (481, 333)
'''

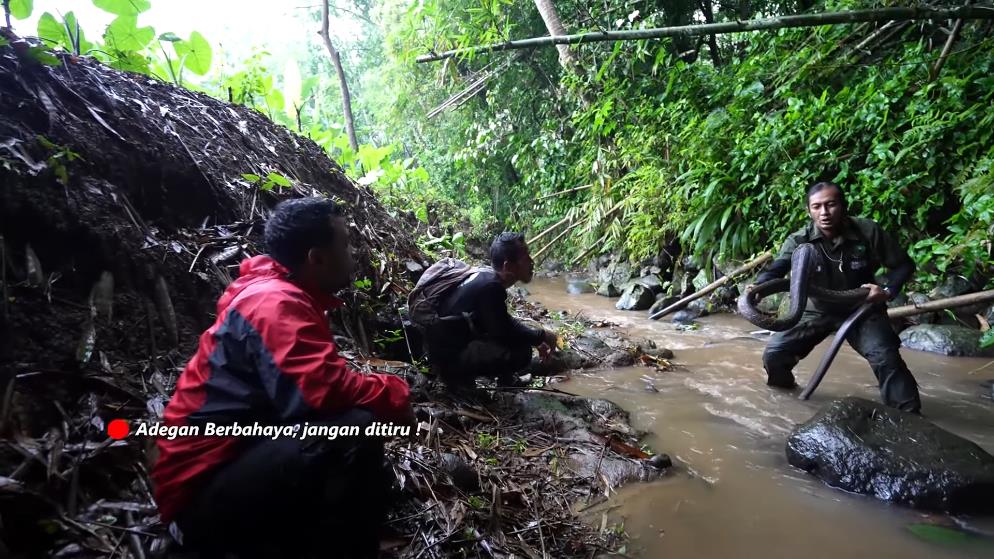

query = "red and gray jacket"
(151, 255), (410, 522)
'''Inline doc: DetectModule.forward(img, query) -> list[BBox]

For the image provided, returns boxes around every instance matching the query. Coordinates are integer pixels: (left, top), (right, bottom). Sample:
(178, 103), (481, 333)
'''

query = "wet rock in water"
(596, 259), (634, 297)
(574, 334), (611, 355)
(566, 276), (595, 294)
(643, 347), (674, 359)
(439, 453), (479, 491)
(672, 298), (709, 323)
(710, 285), (739, 306)
(507, 285), (530, 299)
(512, 392), (660, 487)
(985, 303), (994, 326)
(899, 324), (994, 357)
(605, 350), (635, 367)
(616, 282), (655, 311)
(648, 295), (680, 316)
(648, 453), (673, 469)
(786, 397), (994, 513)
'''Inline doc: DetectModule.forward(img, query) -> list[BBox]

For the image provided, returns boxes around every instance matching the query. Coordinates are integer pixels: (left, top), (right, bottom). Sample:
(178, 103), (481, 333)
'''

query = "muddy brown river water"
(527, 277), (994, 558)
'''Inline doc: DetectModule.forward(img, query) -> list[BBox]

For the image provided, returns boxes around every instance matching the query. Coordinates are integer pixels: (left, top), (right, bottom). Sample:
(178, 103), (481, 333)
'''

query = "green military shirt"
(759, 216), (914, 314)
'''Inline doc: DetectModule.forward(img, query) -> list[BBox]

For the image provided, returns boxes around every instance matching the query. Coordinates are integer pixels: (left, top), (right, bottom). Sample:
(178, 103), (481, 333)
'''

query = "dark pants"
(173, 409), (388, 559)
(763, 309), (922, 412)
(438, 340), (533, 387)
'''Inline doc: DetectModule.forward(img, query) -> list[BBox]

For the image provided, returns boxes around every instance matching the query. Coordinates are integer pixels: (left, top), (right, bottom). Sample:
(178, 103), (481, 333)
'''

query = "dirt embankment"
(0, 37), (670, 558)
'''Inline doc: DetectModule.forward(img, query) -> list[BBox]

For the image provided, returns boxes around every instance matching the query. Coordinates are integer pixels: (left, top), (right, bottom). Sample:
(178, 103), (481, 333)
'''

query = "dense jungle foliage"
(8, 0), (994, 288)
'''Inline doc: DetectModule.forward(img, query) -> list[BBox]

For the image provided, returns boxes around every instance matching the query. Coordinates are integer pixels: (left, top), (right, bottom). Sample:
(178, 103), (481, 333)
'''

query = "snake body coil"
(738, 243), (869, 331)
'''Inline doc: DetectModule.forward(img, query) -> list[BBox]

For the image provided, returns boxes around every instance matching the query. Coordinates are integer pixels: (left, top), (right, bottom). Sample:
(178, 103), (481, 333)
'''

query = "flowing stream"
(527, 277), (994, 558)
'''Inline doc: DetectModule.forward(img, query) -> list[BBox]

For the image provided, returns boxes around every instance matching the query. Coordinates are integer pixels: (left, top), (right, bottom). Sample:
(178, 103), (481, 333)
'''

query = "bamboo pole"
(887, 289), (994, 319)
(533, 220), (582, 262)
(537, 184), (592, 201)
(930, 15), (966, 81)
(649, 252), (773, 320)
(571, 231), (610, 267)
(416, 5), (994, 63)
(528, 214), (571, 245)
(535, 199), (625, 264)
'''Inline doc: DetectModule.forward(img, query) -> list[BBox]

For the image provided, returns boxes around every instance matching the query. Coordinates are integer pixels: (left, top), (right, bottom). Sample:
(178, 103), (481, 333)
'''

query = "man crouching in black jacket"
(426, 232), (559, 388)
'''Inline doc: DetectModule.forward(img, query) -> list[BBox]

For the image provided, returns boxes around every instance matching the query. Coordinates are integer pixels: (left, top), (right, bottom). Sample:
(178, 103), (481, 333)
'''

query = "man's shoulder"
(848, 216), (884, 237)
(230, 277), (315, 318)
(784, 224), (812, 244)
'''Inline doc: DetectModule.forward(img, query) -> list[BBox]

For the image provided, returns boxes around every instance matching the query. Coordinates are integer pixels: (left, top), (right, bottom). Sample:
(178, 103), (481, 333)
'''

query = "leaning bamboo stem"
(571, 231), (610, 267)
(416, 6), (994, 63)
(528, 214), (571, 245)
(537, 184), (592, 201)
(533, 220), (582, 262)
(930, 16), (966, 81)
(649, 252), (773, 320)
(535, 199), (626, 264)
(887, 289), (994, 319)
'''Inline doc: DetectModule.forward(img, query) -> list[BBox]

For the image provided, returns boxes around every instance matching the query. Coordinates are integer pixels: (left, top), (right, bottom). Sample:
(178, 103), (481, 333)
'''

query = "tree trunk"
(700, 0), (723, 67)
(319, 0), (359, 153)
(416, 5), (994, 63)
(533, 0), (577, 70)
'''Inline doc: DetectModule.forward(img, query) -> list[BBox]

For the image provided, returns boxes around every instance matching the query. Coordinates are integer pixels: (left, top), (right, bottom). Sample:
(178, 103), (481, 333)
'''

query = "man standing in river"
(750, 181), (922, 412)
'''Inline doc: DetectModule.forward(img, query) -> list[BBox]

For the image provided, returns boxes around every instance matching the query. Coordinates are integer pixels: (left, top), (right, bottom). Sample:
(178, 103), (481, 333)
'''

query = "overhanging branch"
(416, 5), (994, 63)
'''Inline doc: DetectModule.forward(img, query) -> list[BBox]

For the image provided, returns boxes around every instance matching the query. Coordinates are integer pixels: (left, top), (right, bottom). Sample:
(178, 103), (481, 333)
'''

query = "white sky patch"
(13, 1), (361, 65)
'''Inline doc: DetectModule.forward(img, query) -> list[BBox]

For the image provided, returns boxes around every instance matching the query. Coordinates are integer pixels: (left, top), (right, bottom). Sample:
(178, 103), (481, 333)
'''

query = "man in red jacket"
(152, 197), (413, 558)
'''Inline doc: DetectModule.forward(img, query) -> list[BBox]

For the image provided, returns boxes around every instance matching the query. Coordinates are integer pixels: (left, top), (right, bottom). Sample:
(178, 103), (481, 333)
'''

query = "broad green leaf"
(108, 50), (149, 74)
(104, 15), (154, 52)
(283, 58), (302, 120)
(9, 0), (32, 20)
(980, 328), (994, 349)
(0, 37), (8, 47)
(26, 46), (61, 66)
(158, 32), (181, 42)
(37, 12), (67, 48)
(174, 31), (211, 75)
(267, 173), (291, 187)
(63, 12), (94, 54)
(92, 0), (151, 16)
(240, 173), (261, 183)
(266, 89), (284, 112)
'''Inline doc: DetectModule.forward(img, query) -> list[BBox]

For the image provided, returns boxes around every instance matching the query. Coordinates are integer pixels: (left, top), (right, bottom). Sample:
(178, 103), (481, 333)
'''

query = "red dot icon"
(107, 419), (130, 440)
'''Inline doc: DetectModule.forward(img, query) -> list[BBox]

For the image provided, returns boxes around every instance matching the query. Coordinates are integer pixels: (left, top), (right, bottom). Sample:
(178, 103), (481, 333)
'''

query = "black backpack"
(406, 258), (489, 330)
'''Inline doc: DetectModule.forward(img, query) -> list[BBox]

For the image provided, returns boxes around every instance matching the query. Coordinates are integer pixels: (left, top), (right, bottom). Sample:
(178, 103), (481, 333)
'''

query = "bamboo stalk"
(930, 15), (966, 80)
(534, 199), (625, 264)
(528, 215), (571, 245)
(533, 220), (582, 263)
(416, 6), (994, 63)
(887, 289), (994, 319)
(649, 252), (773, 320)
(571, 231), (610, 267)
(537, 184), (592, 201)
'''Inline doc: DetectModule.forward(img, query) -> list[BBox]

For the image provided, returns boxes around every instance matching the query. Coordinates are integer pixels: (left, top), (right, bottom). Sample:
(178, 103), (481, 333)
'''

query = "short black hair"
(264, 197), (344, 271)
(806, 181), (846, 205)
(490, 232), (527, 269)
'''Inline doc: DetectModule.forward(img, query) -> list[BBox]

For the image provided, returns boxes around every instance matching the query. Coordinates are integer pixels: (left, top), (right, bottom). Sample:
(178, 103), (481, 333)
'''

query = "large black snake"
(737, 243), (874, 400)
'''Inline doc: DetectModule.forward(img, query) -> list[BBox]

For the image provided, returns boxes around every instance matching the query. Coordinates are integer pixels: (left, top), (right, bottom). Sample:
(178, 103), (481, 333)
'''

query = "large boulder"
(899, 324), (994, 357)
(616, 281), (656, 311)
(672, 298), (709, 323)
(787, 398), (994, 513)
(596, 259), (634, 297)
(566, 276), (595, 295)
(929, 275), (975, 300)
